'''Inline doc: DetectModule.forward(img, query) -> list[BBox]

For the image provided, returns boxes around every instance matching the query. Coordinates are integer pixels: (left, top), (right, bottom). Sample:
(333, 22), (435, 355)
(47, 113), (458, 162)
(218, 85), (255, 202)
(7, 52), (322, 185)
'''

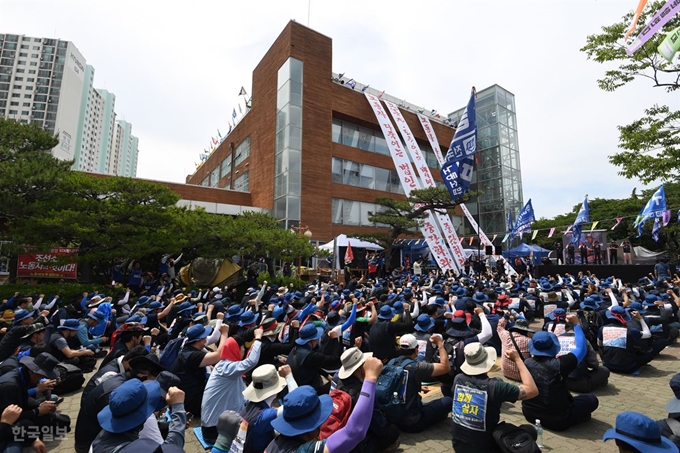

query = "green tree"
(581, 1), (680, 184)
(356, 187), (471, 263)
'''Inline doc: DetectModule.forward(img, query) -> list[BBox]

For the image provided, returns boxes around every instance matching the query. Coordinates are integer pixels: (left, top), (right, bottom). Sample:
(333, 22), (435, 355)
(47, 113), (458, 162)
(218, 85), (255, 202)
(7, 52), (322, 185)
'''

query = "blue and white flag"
(634, 185), (666, 237)
(361, 84), (370, 92)
(652, 218), (661, 242)
(346, 79), (356, 90)
(512, 199), (535, 238)
(571, 196), (590, 244)
(506, 210), (514, 233)
(232, 109), (237, 119)
(440, 88), (477, 198)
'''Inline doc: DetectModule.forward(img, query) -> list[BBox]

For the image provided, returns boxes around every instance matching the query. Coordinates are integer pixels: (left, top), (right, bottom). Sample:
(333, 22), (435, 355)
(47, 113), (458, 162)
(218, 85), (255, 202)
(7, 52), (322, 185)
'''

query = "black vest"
(599, 324), (637, 368)
(523, 357), (571, 417)
(450, 373), (499, 449)
(369, 320), (397, 361)
(241, 401), (268, 453)
(264, 435), (304, 453)
(287, 345), (320, 389)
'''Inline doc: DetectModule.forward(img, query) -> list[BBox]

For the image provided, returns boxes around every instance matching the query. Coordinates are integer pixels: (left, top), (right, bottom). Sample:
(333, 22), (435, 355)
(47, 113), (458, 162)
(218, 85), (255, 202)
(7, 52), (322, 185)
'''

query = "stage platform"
(533, 264), (655, 283)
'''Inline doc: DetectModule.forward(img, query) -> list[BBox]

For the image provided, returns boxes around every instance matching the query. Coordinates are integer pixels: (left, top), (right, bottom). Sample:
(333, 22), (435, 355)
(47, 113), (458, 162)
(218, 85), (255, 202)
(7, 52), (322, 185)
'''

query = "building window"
(331, 199), (386, 227)
(19, 53), (27, 57)
(20, 44), (29, 49)
(331, 157), (405, 194)
(220, 155), (232, 178)
(233, 137), (250, 166)
(29, 62), (37, 66)
(210, 167), (220, 188)
(16, 69), (25, 73)
(15, 77), (23, 82)
(32, 46), (40, 50)
(18, 61), (25, 65)
(30, 53), (38, 58)
(233, 171), (249, 192)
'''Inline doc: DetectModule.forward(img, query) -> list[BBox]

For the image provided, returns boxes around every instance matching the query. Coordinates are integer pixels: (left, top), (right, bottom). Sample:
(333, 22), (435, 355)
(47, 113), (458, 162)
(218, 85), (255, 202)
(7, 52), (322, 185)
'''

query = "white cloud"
(2, 0), (677, 219)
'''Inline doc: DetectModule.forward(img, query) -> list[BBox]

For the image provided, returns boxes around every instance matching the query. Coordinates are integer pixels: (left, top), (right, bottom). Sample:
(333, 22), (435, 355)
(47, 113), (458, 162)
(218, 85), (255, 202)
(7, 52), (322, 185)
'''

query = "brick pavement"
(45, 343), (680, 453)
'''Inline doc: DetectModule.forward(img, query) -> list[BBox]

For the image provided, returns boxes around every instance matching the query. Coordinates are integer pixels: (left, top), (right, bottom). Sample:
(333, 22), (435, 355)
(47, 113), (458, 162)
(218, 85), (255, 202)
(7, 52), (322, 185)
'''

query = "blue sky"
(3, 0), (677, 218)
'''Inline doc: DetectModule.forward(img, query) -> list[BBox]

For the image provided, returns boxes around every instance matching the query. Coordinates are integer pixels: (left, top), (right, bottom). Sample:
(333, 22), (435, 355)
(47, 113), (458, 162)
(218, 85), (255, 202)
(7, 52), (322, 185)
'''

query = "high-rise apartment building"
(108, 120), (138, 177)
(0, 33), (138, 176)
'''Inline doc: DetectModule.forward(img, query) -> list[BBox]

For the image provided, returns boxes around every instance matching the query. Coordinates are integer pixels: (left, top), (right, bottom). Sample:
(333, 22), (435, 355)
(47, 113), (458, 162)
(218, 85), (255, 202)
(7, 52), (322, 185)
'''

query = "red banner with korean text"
(17, 248), (78, 279)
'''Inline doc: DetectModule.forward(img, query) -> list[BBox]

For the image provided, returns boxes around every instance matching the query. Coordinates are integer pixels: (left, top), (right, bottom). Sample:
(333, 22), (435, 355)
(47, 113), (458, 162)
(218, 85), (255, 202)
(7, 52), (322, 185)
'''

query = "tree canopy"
(581, 1), (680, 184)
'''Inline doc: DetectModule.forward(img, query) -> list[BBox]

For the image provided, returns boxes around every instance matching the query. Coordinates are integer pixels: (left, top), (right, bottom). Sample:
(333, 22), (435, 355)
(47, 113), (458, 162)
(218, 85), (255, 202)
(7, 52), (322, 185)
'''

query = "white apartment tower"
(0, 33), (138, 176)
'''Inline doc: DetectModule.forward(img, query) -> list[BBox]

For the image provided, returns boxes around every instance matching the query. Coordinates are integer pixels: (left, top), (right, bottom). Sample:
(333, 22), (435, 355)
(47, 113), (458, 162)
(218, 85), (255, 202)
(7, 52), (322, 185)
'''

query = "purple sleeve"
(326, 380), (376, 453)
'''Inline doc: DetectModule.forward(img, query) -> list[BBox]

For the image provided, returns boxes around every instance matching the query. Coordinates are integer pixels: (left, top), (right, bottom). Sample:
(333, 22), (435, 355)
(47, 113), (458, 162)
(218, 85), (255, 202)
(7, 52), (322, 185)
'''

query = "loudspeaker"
(496, 245), (502, 254)
(485, 245), (494, 255)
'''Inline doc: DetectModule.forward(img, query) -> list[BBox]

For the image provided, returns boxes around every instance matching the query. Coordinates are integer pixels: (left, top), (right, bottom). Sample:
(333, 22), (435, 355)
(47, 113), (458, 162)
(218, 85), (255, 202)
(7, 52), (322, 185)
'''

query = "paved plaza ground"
(46, 332), (680, 453)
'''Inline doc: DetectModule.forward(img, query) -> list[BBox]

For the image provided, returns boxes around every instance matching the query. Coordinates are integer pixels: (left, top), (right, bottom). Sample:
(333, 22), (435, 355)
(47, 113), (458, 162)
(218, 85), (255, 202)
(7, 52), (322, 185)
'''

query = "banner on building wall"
(17, 247), (78, 279)
(364, 93), (457, 272)
(384, 100), (467, 270)
(417, 114), (517, 276)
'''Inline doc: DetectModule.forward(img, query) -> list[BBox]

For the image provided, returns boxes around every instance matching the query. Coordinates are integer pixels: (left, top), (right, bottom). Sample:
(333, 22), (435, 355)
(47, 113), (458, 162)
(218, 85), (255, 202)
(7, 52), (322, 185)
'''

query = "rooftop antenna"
(307, 0), (311, 26)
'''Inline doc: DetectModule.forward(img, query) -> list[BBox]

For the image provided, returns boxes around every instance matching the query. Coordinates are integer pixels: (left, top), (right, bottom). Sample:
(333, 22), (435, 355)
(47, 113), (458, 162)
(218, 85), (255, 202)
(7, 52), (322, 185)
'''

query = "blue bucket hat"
(433, 297), (446, 307)
(454, 287), (467, 297)
(58, 319), (81, 330)
(295, 324), (324, 345)
(225, 305), (244, 320)
(414, 314), (435, 332)
(186, 324), (213, 343)
(126, 314), (147, 325)
(88, 311), (106, 323)
(548, 308), (567, 321)
(135, 296), (151, 307)
(473, 292), (488, 303)
(239, 311), (260, 327)
(13, 309), (36, 325)
(529, 331), (560, 357)
(270, 385), (333, 437)
(603, 411), (678, 453)
(148, 301), (164, 311)
(606, 305), (631, 322)
(392, 301), (404, 314)
(377, 306), (395, 320)
(580, 297), (600, 310)
(541, 283), (554, 292)
(626, 302), (647, 315)
(98, 379), (161, 434)
(176, 302), (195, 314)
(272, 306), (285, 321)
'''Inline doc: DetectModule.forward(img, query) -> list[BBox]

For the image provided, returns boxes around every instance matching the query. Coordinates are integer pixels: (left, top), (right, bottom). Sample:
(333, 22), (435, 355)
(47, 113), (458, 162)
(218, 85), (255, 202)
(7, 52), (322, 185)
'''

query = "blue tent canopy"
(503, 243), (551, 265)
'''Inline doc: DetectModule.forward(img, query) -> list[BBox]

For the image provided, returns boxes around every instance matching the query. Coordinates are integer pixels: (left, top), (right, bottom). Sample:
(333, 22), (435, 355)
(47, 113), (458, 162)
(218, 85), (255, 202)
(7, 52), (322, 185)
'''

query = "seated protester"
(201, 328), (264, 445)
(368, 304), (414, 362)
(391, 334), (452, 433)
(48, 319), (96, 372)
(74, 354), (165, 453)
(451, 345), (539, 453)
(172, 323), (229, 416)
(559, 320), (610, 393)
(496, 316), (534, 381)
(603, 411), (678, 453)
(99, 324), (147, 369)
(413, 314), (436, 362)
(630, 298), (679, 348)
(253, 317), (299, 372)
(239, 364), (298, 453)
(579, 297), (604, 350)
(543, 308), (568, 334)
(82, 345), (148, 400)
(0, 309), (37, 362)
(340, 302), (376, 353)
(206, 410), (243, 453)
(78, 310), (109, 354)
(265, 357), (383, 453)
(91, 380), (187, 453)
(598, 305), (660, 374)
(16, 322), (47, 359)
(167, 300), (196, 341)
(287, 324), (342, 395)
(522, 314), (599, 431)
(335, 347), (400, 453)
(0, 353), (69, 453)
(659, 373), (680, 449)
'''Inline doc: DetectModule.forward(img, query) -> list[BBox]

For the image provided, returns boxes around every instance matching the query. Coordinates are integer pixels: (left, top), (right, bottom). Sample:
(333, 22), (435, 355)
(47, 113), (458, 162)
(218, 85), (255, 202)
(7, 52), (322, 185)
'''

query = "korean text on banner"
(364, 92), (457, 272)
(626, 0), (680, 55)
(17, 247), (78, 279)
(440, 89), (477, 198)
(384, 100), (466, 270)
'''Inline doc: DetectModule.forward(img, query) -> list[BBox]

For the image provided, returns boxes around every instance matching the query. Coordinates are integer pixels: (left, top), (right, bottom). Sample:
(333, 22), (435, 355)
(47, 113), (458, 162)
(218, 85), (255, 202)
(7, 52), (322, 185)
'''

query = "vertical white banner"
(364, 93), (457, 272)
(384, 100), (466, 271)
(417, 114), (517, 276)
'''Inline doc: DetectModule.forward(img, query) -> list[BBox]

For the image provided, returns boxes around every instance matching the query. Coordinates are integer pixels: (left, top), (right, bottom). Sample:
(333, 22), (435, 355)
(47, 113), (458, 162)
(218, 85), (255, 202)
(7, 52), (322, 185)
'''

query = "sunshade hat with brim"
(225, 305), (244, 320)
(473, 292), (489, 303)
(147, 301), (164, 311)
(129, 354), (165, 377)
(270, 385), (333, 437)
(460, 343), (497, 376)
(338, 347), (373, 380)
(547, 292), (560, 303)
(626, 302), (648, 316)
(2, 310), (14, 322)
(606, 305), (631, 322)
(260, 318), (284, 337)
(377, 305), (395, 320)
(58, 319), (81, 330)
(185, 324), (213, 343)
(508, 318), (535, 335)
(243, 364), (288, 402)
(174, 294), (188, 303)
(88, 311), (107, 323)
(21, 322), (47, 339)
(98, 379), (162, 434)
(239, 311), (260, 327)
(529, 331), (561, 357)
(580, 297), (600, 310)
(295, 324), (324, 345)
(666, 373), (680, 414)
(603, 411), (678, 453)
(414, 314), (435, 332)
(20, 352), (59, 379)
(13, 309), (36, 325)
(176, 301), (195, 314)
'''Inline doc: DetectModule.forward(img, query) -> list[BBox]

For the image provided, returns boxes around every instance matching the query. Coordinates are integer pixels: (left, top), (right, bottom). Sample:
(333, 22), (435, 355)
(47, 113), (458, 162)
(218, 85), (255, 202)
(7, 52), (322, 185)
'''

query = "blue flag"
(232, 109), (237, 119)
(571, 196), (590, 244)
(652, 218), (661, 242)
(634, 185), (666, 237)
(346, 79), (356, 90)
(512, 199), (535, 238)
(440, 88), (477, 198)
(506, 210), (514, 233)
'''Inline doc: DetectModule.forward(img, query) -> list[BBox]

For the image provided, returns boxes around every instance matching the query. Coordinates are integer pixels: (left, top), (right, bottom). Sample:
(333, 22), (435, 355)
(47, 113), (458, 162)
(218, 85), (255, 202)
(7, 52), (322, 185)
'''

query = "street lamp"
(290, 224), (312, 280)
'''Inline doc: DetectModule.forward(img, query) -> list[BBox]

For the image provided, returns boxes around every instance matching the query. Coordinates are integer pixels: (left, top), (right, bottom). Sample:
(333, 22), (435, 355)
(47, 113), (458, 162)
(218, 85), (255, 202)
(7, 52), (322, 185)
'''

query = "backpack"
(318, 389), (352, 439)
(375, 357), (415, 424)
(432, 337), (466, 377)
(53, 362), (85, 394)
(159, 336), (186, 371)
(492, 421), (541, 453)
